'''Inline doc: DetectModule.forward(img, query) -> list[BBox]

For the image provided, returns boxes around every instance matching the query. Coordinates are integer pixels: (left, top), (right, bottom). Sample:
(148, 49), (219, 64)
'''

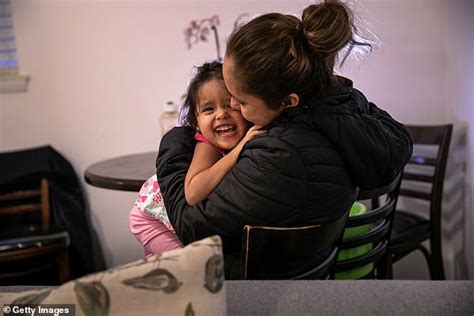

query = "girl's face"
(195, 79), (249, 151)
(223, 56), (285, 126)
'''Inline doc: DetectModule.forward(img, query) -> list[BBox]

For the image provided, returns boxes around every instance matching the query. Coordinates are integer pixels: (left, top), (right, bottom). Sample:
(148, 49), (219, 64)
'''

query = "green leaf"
(11, 289), (51, 305)
(204, 254), (224, 293)
(184, 302), (195, 316)
(74, 281), (110, 316)
(122, 268), (182, 293)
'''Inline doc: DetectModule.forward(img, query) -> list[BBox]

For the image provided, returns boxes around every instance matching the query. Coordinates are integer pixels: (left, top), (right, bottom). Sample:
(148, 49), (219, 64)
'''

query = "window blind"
(0, 0), (28, 93)
(0, 0), (18, 76)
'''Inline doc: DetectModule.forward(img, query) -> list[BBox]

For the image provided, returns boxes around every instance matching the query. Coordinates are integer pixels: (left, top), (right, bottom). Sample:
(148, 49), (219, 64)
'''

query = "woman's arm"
(156, 126), (307, 247)
(312, 90), (413, 190)
(185, 126), (265, 206)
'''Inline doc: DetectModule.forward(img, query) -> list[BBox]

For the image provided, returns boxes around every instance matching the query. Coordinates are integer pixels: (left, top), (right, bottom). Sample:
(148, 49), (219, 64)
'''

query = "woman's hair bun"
(301, 0), (353, 56)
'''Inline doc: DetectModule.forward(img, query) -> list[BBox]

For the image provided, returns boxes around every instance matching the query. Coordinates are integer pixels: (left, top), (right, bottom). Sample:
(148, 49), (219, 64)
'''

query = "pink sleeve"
(194, 132), (226, 156)
(194, 132), (209, 143)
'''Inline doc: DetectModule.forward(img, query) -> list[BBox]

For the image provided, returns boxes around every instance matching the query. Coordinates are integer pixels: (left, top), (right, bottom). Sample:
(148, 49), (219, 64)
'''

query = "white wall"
(2, 0), (311, 268)
(440, 0), (474, 279)
(2, 0), (472, 277)
(342, 0), (448, 123)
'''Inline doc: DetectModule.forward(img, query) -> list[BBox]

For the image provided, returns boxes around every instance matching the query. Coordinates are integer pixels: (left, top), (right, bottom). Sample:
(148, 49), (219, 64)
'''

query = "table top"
(84, 151), (156, 191)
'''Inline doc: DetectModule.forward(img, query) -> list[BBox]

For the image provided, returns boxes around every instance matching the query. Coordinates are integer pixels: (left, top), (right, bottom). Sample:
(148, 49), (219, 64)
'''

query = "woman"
(156, 0), (412, 278)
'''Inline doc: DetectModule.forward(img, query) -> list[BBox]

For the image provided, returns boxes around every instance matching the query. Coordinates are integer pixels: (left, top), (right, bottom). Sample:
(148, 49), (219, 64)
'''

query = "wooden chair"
(0, 178), (70, 285)
(388, 124), (453, 280)
(335, 174), (402, 279)
(241, 214), (348, 280)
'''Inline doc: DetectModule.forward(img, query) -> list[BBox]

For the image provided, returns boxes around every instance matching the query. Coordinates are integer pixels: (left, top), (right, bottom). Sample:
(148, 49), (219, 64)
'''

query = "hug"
(147, 0), (413, 279)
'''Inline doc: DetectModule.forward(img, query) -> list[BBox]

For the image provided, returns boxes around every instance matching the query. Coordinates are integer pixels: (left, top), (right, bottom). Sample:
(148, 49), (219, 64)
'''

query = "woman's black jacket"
(156, 80), (413, 278)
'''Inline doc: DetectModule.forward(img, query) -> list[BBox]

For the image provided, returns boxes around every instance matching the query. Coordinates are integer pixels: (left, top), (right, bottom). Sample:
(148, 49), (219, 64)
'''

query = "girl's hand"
(241, 125), (266, 144)
(228, 125), (266, 161)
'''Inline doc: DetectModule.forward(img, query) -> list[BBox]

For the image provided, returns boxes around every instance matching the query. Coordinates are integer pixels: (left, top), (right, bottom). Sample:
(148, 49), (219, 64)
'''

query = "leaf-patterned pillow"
(0, 235), (226, 315)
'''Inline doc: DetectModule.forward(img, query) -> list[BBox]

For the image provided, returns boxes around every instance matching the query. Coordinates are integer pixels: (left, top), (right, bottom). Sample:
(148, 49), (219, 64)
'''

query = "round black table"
(84, 151), (156, 191)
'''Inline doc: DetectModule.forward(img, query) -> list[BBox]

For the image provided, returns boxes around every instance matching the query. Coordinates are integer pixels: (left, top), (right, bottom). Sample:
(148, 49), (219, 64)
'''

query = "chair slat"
(295, 247), (338, 280)
(406, 125), (451, 145)
(409, 156), (437, 166)
(0, 189), (41, 202)
(339, 220), (390, 249)
(0, 203), (42, 216)
(41, 179), (50, 232)
(399, 188), (431, 200)
(336, 240), (388, 272)
(345, 196), (395, 227)
(403, 172), (434, 183)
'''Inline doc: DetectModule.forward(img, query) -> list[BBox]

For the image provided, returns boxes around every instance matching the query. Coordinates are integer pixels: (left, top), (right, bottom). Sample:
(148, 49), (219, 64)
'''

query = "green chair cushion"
(336, 202), (374, 279)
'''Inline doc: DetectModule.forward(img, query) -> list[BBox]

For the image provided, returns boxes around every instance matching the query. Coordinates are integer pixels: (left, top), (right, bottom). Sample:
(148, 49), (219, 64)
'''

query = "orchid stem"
(211, 25), (221, 60)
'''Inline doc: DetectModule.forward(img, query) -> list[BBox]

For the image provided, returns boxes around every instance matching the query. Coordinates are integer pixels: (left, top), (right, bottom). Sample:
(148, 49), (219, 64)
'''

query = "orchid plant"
(184, 15), (221, 60)
(183, 14), (251, 61)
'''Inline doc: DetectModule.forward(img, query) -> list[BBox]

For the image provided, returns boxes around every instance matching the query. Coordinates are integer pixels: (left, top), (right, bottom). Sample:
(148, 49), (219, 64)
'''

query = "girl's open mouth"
(215, 124), (237, 137)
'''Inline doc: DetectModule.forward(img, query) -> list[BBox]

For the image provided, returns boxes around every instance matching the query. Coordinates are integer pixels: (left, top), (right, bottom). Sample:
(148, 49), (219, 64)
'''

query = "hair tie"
(296, 22), (307, 38)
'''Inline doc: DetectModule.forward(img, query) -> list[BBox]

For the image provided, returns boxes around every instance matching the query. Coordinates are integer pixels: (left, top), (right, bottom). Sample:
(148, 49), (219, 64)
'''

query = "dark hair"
(179, 60), (224, 129)
(225, 0), (371, 108)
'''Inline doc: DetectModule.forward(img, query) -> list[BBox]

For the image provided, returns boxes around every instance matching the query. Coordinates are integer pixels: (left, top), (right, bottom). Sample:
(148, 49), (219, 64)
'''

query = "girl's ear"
(281, 93), (300, 108)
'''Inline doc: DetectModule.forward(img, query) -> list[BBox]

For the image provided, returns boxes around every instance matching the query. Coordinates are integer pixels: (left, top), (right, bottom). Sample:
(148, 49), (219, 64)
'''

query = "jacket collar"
(267, 76), (355, 127)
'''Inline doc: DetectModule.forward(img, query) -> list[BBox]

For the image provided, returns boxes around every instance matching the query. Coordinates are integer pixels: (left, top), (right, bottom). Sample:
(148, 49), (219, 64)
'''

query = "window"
(0, 0), (28, 93)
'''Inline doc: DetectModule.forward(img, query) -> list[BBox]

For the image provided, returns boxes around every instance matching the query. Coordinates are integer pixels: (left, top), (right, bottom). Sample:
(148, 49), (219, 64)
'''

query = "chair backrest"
(241, 213), (348, 280)
(0, 178), (50, 233)
(336, 174), (402, 279)
(400, 124), (453, 233)
(0, 178), (70, 285)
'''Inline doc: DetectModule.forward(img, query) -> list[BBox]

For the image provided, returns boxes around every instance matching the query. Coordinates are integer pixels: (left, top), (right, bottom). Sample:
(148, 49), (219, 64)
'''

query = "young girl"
(129, 61), (263, 256)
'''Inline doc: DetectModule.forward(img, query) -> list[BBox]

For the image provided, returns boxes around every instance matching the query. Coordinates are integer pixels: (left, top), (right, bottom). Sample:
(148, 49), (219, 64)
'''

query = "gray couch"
(2, 280), (473, 315)
(226, 280), (474, 315)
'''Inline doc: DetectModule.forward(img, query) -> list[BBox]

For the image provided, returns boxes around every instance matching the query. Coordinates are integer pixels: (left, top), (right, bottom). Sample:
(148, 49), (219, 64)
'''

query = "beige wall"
(440, 0), (474, 279)
(1, 0), (472, 278)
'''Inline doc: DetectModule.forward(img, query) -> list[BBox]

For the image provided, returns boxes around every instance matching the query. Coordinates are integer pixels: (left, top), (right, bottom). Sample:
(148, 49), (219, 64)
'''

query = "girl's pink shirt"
(194, 132), (226, 156)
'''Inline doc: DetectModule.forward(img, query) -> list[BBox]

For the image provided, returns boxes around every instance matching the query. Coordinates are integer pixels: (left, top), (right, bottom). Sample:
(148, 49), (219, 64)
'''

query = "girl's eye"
(201, 107), (213, 113)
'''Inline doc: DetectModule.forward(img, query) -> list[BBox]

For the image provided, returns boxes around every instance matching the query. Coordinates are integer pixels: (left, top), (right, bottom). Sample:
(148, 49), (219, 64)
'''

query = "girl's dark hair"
(179, 60), (223, 129)
(225, 0), (371, 108)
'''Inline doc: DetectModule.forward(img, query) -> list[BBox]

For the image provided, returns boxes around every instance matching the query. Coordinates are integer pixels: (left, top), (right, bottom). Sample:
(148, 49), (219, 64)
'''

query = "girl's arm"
(184, 125), (264, 206)
(184, 142), (221, 206)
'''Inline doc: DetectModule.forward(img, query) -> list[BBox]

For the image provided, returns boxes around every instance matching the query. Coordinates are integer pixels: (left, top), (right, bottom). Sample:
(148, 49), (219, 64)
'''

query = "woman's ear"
(282, 93), (300, 108)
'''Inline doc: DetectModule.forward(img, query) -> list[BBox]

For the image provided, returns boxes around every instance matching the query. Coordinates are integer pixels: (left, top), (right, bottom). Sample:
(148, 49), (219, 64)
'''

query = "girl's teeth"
(216, 125), (235, 132)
